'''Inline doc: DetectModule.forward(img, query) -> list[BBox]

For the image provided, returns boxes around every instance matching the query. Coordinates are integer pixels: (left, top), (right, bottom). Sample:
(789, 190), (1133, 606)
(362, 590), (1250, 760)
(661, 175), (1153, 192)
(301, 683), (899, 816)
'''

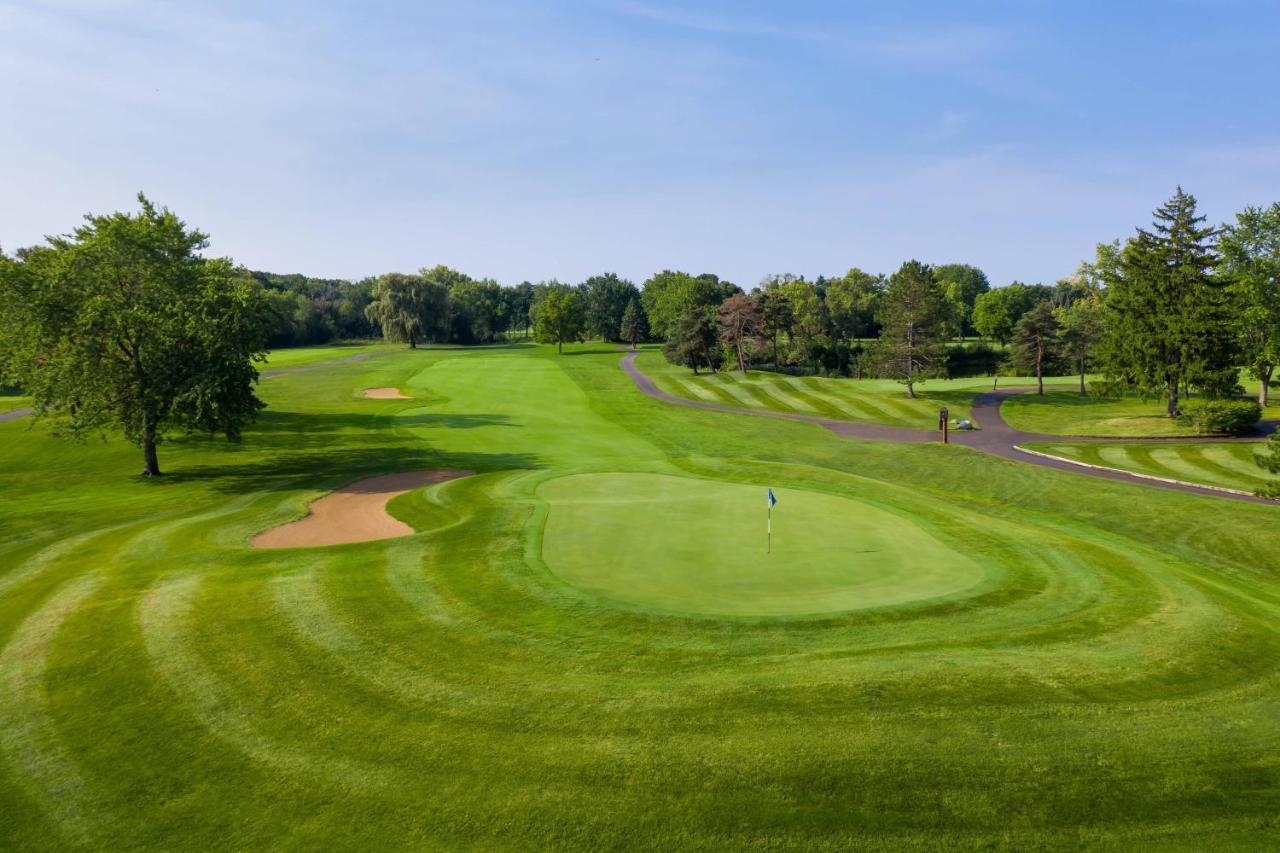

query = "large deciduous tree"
(581, 273), (640, 342)
(365, 272), (447, 348)
(869, 260), (949, 397)
(1220, 203), (1280, 406)
(824, 267), (882, 345)
(532, 283), (586, 353)
(972, 282), (1040, 346)
(934, 263), (990, 336)
(1100, 188), (1237, 417)
(641, 270), (729, 340)
(1011, 301), (1061, 395)
(718, 293), (761, 372)
(0, 194), (272, 477)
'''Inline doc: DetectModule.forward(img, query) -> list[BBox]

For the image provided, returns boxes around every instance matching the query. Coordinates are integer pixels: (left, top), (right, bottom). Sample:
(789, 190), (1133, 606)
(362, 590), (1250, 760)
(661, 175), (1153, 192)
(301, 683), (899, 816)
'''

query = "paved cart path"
(621, 352), (1278, 506)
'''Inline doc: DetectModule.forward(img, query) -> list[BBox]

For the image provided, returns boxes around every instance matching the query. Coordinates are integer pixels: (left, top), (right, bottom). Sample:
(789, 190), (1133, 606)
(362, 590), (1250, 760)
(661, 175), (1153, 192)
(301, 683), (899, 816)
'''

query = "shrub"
(1180, 399), (1263, 434)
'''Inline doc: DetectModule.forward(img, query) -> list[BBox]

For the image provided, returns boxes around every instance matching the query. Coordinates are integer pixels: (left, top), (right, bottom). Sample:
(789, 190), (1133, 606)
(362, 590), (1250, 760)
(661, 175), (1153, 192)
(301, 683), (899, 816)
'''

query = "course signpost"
(939, 407), (949, 444)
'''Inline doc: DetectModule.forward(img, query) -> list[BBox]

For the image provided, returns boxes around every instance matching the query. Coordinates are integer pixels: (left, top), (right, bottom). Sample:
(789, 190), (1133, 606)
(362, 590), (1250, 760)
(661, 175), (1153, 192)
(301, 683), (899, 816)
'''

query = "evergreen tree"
(869, 260), (949, 397)
(662, 308), (722, 374)
(1011, 301), (1061, 395)
(1256, 430), (1280, 498)
(1100, 188), (1237, 416)
(620, 298), (649, 350)
(756, 289), (794, 370)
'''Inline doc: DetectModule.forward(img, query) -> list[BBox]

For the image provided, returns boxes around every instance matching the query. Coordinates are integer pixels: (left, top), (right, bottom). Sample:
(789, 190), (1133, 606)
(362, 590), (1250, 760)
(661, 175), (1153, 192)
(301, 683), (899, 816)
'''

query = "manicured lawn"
(643, 351), (993, 428)
(1002, 380), (1279, 438)
(2, 344), (1280, 849)
(261, 341), (381, 369)
(1023, 440), (1275, 493)
(0, 393), (29, 414)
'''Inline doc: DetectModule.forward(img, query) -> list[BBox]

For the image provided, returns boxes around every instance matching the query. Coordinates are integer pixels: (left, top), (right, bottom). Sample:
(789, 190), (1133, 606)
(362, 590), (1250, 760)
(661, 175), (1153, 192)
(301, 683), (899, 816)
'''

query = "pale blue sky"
(2, 1), (1278, 286)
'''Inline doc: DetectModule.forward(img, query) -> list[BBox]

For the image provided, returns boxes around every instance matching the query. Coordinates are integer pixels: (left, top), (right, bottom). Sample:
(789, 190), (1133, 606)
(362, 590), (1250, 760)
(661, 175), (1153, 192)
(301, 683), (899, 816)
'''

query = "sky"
(2, 0), (1279, 288)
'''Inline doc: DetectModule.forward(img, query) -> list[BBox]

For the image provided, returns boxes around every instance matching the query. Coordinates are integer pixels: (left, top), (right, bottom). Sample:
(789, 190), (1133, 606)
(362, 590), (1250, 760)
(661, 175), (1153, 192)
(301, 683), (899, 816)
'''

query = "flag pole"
(767, 501), (771, 554)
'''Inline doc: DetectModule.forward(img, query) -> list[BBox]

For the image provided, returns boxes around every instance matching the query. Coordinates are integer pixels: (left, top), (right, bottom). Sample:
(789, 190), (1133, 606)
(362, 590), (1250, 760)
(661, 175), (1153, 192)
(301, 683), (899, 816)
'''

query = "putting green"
(539, 472), (988, 616)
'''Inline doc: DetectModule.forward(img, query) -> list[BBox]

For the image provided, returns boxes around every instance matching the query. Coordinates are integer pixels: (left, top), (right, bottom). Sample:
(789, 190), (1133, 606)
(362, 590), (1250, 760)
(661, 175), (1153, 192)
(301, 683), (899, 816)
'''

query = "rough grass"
(1024, 441), (1275, 493)
(2, 344), (1280, 849)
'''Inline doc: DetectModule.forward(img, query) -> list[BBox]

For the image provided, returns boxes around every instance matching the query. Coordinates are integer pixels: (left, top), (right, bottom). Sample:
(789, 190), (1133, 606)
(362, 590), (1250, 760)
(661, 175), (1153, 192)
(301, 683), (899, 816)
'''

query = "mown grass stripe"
(1199, 446), (1269, 481)
(138, 573), (398, 791)
(711, 376), (764, 406)
(1147, 447), (1236, 488)
(0, 574), (111, 844)
(748, 375), (820, 413)
(776, 378), (848, 418)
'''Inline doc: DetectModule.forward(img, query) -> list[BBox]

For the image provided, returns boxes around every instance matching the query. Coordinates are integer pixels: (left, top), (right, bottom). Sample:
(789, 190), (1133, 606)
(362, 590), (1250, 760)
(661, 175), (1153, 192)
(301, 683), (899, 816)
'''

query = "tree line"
(1, 189), (1278, 476)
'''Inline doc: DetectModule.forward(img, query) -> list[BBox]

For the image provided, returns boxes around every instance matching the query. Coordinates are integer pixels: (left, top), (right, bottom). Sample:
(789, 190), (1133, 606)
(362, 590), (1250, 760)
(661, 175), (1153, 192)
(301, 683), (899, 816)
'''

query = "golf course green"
(2, 343), (1279, 849)
(539, 473), (989, 616)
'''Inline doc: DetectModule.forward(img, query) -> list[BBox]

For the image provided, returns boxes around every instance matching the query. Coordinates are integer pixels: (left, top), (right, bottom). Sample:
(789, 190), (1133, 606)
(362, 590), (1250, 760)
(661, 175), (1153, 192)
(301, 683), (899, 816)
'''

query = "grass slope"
(1, 343), (1280, 849)
(1024, 441), (1275, 493)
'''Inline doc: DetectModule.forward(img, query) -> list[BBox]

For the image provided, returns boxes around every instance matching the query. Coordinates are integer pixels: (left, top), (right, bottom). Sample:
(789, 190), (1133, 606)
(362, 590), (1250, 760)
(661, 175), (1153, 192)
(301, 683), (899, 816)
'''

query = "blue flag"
(768, 488), (777, 507)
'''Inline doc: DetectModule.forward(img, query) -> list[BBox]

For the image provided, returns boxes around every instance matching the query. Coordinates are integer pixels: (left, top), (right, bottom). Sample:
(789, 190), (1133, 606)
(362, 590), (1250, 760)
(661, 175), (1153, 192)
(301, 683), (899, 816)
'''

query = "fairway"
(2, 344), (1280, 850)
(540, 473), (988, 616)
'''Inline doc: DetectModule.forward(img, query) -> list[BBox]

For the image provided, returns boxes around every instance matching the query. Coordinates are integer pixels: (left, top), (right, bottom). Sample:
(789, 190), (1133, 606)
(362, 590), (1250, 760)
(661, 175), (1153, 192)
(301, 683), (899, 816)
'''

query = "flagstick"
(767, 502), (771, 554)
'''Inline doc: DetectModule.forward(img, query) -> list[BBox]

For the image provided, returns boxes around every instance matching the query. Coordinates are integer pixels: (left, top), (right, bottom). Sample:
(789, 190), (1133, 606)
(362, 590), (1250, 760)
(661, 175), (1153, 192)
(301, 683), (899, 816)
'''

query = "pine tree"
(1011, 301), (1060, 395)
(1100, 187), (1237, 417)
(662, 308), (722, 374)
(869, 260), (949, 398)
(620, 298), (649, 350)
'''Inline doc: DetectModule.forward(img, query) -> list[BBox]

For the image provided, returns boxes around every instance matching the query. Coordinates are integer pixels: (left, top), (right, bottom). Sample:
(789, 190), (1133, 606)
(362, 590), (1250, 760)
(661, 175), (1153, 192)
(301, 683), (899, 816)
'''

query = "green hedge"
(1180, 399), (1263, 434)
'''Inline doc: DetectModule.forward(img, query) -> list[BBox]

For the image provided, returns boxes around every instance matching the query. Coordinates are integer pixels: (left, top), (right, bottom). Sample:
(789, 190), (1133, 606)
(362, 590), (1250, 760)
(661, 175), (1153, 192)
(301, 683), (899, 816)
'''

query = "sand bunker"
(252, 470), (472, 548)
(363, 387), (412, 399)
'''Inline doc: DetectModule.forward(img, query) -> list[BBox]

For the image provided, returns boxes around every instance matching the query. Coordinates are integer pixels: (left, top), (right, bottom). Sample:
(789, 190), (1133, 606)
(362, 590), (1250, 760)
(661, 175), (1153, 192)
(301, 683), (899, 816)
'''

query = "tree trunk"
(1166, 379), (1179, 418)
(408, 332), (416, 349)
(772, 333), (779, 370)
(906, 380), (915, 399)
(141, 417), (161, 477)
(558, 339), (563, 354)
(1078, 357), (1087, 397)
(1260, 365), (1273, 407)
(1036, 350), (1044, 395)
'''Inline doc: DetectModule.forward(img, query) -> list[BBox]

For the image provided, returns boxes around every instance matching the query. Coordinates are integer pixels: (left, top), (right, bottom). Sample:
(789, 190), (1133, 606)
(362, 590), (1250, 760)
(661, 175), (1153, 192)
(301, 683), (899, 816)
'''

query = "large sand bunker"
(252, 470), (472, 548)
(364, 387), (412, 399)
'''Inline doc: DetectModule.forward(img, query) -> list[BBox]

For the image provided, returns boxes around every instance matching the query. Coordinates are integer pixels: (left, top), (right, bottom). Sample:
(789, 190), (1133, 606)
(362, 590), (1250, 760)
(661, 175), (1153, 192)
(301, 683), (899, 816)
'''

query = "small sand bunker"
(364, 387), (412, 399)
(252, 470), (472, 549)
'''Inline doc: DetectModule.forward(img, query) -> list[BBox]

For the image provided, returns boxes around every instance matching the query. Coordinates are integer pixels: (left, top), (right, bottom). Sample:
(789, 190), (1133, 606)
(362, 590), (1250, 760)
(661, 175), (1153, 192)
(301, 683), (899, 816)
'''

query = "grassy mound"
(540, 472), (988, 616)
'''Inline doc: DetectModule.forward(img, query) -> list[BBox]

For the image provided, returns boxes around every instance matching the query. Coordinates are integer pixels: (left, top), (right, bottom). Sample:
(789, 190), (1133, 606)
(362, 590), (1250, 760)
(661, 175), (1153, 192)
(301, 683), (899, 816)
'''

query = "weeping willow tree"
(364, 272), (448, 348)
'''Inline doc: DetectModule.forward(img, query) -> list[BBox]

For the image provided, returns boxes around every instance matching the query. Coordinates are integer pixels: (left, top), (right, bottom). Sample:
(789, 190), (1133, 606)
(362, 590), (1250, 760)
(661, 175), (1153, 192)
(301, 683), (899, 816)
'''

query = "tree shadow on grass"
(167, 410), (518, 454)
(152, 447), (543, 495)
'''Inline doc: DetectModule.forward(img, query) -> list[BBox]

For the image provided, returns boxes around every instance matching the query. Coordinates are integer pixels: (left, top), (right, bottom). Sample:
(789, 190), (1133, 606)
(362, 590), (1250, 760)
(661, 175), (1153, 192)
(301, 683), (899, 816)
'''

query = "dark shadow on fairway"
(554, 346), (628, 356)
(150, 448), (542, 494)
(167, 411), (520, 453)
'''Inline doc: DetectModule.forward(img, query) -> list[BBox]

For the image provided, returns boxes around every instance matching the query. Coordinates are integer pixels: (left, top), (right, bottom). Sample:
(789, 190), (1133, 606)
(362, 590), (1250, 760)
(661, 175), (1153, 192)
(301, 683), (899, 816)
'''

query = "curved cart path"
(621, 352), (1277, 507)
